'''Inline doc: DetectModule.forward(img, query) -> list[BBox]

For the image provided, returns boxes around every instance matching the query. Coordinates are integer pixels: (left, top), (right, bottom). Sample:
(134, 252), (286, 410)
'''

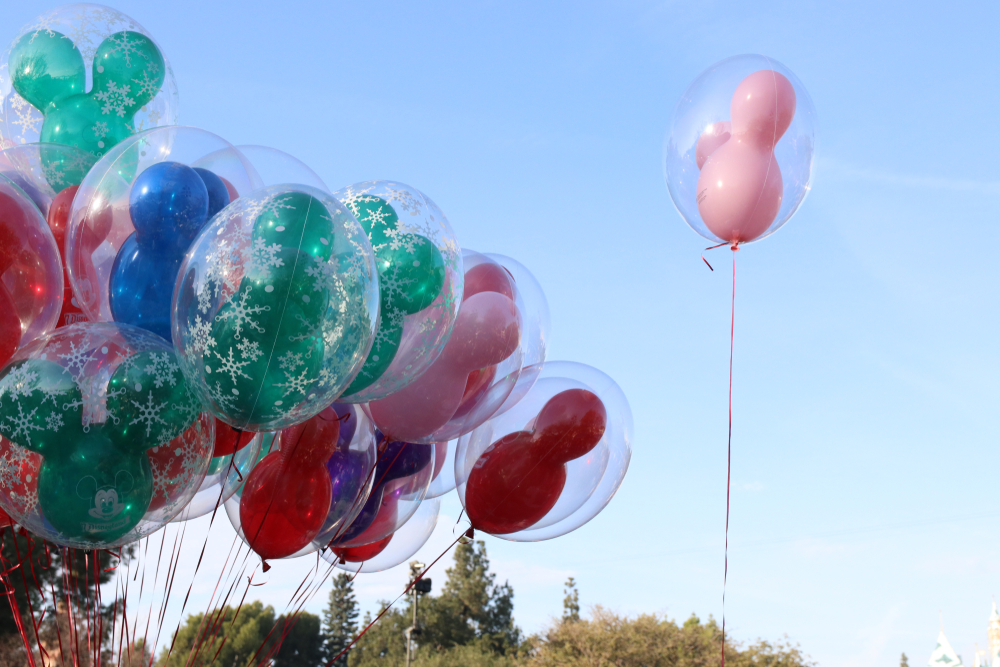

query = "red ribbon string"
(721, 246), (736, 667)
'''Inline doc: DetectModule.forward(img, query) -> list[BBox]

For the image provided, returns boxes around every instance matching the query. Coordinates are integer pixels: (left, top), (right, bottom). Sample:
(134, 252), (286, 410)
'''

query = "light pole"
(404, 562), (432, 667)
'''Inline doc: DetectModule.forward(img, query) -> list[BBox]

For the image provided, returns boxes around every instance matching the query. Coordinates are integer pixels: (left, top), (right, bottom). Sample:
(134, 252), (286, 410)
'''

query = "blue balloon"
(109, 162), (230, 342)
(193, 167), (231, 219)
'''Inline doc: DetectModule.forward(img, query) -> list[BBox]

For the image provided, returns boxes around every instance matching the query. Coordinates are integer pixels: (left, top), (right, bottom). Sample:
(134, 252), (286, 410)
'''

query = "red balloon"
(211, 419), (256, 458)
(47, 185), (89, 328)
(332, 533), (393, 563)
(464, 389), (607, 535)
(464, 262), (514, 300)
(0, 197), (27, 366)
(239, 409), (340, 560)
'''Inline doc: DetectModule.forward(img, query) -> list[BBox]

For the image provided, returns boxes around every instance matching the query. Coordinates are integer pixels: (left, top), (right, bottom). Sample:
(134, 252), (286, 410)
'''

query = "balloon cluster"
(0, 4), (635, 573)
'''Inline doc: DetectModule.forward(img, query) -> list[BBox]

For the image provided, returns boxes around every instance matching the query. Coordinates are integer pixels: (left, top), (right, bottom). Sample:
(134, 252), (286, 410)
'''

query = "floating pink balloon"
(695, 121), (731, 170)
(696, 70), (796, 244)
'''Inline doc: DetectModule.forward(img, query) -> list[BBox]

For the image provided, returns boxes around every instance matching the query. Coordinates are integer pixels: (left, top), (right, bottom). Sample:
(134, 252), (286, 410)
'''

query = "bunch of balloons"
(0, 3), (634, 575)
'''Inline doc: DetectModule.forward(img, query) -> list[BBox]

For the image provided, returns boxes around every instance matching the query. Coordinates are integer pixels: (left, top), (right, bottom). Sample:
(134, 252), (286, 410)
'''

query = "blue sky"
(9, 1), (1000, 665)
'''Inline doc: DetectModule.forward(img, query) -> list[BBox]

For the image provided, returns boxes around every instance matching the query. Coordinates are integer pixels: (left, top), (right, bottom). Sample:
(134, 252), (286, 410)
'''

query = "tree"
(349, 605), (409, 667)
(156, 601), (278, 667)
(902, 652), (910, 667)
(273, 611), (323, 667)
(562, 578), (580, 623)
(521, 607), (813, 667)
(419, 540), (520, 656)
(323, 572), (359, 666)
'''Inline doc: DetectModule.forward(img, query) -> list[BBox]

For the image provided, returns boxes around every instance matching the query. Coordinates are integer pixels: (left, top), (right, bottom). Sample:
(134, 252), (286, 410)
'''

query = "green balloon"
(0, 348), (197, 545)
(341, 195), (445, 396)
(10, 30), (165, 163)
(206, 193), (341, 426)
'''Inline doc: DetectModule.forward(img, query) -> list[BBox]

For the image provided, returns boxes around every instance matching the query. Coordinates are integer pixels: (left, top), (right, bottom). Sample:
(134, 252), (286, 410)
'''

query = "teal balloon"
(341, 195), (445, 396)
(10, 30), (165, 160)
(0, 348), (197, 545)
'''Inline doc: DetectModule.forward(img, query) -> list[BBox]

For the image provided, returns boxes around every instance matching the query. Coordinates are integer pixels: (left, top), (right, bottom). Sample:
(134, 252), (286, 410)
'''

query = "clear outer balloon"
(664, 54), (816, 245)
(331, 438), (435, 549)
(173, 184), (379, 432)
(170, 430), (263, 522)
(0, 174), (64, 367)
(0, 322), (214, 549)
(0, 4), (179, 153)
(224, 402), (377, 559)
(455, 361), (632, 542)
(236, 145), (329, 192)
(65, 126), (258, 327)
(365, 250), (523, 444)
(425, 440), (455, 499)
(325, 496), (441, 574)
(334, 181), (463, 403)
(0, 143), (97, 214)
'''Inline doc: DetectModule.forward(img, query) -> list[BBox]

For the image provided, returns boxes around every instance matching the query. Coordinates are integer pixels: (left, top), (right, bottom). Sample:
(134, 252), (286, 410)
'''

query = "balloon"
(48, 185), (91, 327)
(664, 54), (816, 245)
(0, 5), (178, 157)
(238, 406), (342, 560)
(327, 496), (441, 573)
(425, 440), (455, 498)
(456, 362), (632, 541)
(108, 162), (226, 341)
(0, 322), (213, 548)
(0, 143), (97, 212)
(331, 437), (434, 548)
(235, 145), (329, 192)
(334, 181), (463, 402)
(367, 252), (521, 443)
(0, 174), (64, 367)
(66, 126), (258, 323)
(174, 184), (379, 432)
(224, 402), (377, 558)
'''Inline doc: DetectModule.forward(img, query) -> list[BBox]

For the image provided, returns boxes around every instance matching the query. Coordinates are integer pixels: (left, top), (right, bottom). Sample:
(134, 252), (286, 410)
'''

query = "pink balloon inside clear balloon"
(367, 259), (522, 443)
(695, 121), (731, 170)
(696, 70), (796, 244)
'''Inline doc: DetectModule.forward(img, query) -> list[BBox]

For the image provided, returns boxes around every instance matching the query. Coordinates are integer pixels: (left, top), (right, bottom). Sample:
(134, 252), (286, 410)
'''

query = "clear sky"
(9, 1), (1000, 665)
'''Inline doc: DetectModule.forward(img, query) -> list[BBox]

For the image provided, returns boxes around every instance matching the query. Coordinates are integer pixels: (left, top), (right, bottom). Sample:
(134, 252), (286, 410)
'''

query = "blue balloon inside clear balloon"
(109, 162), (230, 342)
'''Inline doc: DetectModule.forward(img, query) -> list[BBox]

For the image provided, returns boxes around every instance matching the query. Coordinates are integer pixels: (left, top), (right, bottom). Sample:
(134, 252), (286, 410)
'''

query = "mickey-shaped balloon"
(695, 70), (796, 244)
(239, 406), (341, 561)
(0, 338), (199, 545)
(9, 30), (165, 158)
(464, 389), (607, 535)
(109, 162), (229, 342)
(368, 261), (520, 442)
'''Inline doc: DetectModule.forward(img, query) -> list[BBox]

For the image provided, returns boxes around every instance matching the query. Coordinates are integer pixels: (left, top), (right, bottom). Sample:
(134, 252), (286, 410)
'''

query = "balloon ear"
(76, 475), (98, 500)
(0, 359), (82, 456)
(115, 470), (135, 494)
(105, 350), (199, 452)
(92, 31), (165, 112)
(9, 30), (86, 111)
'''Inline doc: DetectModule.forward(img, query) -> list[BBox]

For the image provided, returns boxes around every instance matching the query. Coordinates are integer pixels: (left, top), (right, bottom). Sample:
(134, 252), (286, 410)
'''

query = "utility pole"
(404, 561), (432, 667)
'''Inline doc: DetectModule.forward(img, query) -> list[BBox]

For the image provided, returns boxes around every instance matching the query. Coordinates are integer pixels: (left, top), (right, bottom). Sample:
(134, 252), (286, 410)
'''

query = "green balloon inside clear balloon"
(9, 29), (166, 183)
(0, 348), (197, 545)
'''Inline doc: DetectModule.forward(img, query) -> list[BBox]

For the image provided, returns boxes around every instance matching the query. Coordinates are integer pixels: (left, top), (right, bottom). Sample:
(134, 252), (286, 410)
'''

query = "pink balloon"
(368, 289), (520, 442)
(696, 70), (796, 244)
(695, 121), (731, 170)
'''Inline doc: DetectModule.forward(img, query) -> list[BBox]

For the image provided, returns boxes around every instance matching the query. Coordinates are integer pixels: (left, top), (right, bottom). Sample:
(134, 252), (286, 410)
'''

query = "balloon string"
(721, 245), (736, 667)
(325, 528), (472, 667)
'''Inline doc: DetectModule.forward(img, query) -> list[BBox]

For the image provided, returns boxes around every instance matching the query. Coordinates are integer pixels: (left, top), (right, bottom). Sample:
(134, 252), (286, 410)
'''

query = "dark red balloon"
(332, 533), (393, 563)
(239, 409), (340, 560)
(211, 419), (256, 458)
(464, 262), (514, 300)
(464, 389), (607, 535)
(47, 185), (89, 327)
(0, 197), (26, 366)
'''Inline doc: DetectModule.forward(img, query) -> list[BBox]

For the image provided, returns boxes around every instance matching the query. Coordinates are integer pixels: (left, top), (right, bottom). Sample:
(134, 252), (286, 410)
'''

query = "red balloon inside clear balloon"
(211, 419), (255, 458)
(0, 216), (22, 367)
(333, 533), (393, 563)
(464, 389), (607, 535)
(239, 407), (341, 561)
(47, 185), (90, 328)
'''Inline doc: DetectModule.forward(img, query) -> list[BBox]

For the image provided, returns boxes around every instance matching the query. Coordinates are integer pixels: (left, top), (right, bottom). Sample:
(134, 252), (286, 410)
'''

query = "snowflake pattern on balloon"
(176, 188), (378, 431)
(0, 325), (212, 547)
(335, 181), (463, 401)
(0, 4), (178, 149)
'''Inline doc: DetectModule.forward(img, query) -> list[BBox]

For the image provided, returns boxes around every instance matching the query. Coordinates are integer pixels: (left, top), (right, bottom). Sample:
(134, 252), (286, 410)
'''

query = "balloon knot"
(261, 560), (271, 573)
(465, 527), (475, 540)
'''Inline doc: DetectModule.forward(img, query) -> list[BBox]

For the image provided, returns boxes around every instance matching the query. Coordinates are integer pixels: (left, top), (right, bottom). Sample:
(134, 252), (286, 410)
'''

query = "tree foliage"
(156, 601), (279, 667)
(323, 572), (360, 666)
(521, 607), (813, 667)
(562, 578), (580, 623)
